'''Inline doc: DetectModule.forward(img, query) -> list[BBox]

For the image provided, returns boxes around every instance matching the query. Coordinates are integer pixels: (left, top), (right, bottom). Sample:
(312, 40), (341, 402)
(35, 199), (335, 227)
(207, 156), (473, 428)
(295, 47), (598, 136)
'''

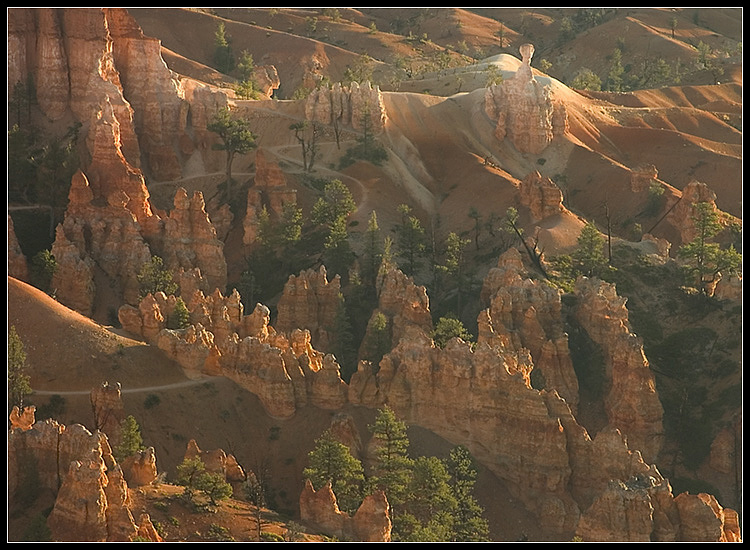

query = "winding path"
(31, 377), (211, 397)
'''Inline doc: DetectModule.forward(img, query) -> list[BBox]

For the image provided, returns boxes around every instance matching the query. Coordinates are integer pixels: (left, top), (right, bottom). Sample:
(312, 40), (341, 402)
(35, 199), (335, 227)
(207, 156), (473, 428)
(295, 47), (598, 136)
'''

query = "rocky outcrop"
(485, 43), (567, 155)
(251, 64), (280, 99)
(519, 171), (564, 221)
(118, 288), (347, 419)
(574, 277), (664, 463)
(9, 418), (159, 542)
(305, 81), (387, 134)
(52, 169), (152, 310)
(630, 163), (659, 193)
(276, 266), (342, 352)
(8, 216), (29, 282)
(673, 492), (742, 542)
(8, 8), (187, 182)
(666, 180), (719, 245)
(184, 439), (246, 482)
(90, 381), (126, 447)
(106, 8), (186, 181)
(121, 447), (158, 487)
(479, 248), (579, 413)
(161, 187), (227, 294)
(9, 405), (36, 431)
(299, 480), (391, 542)
(360, 265), (433, 359)
(349, 326), (580, 535)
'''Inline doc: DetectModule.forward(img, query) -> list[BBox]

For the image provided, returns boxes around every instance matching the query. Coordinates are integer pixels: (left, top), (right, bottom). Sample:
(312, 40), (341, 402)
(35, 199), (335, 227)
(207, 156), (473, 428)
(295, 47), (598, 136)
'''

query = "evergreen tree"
(30, 249), (57, 295)
(176, 456), (206, 503)
(362, 210), (383, 287)
(196, 471), (233, 505)
(167, 297), (191, 329)
(398, 456), (457, 542)
(331, 294), (358, 382)
(678, 202), (742, 295)
(114, 415), (145, 462)
(394, 204), (427, 277)
(207, 107), (258, 204)
(311, 179), (356, 228)
(369, 406), (414, 521)
(8, 326), (32, 410)
(432, 315), (473, 349)
(572, 222), (607, 277)
(362, 311), (391, 369)
(303, 429), (365, 514)
(213, 22), (234, 73)
(137, 255), (178, 298)
(446, 445), (490, 541)
(436, 232), (471, 314)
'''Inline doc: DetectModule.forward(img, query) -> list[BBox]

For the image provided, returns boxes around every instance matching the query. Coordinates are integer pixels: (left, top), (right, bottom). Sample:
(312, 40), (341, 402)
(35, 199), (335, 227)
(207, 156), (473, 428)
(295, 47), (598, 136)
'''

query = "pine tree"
(137, 255), (178, 298)
(572, 222), (607, 277)
(399, 456), (458, 541)
(678, 201), (742, 294)
(8, 326), (32, 410)
(303, 429), (365, 514)
(446, 445), (490, 541)
(167, 297), (191, 329)
(207, 107), (258, 203)
(114, 415), (145, 462)
(369, 406), (414, 521)
(362, 210), (383, 287)
(394, 204), (427, 277)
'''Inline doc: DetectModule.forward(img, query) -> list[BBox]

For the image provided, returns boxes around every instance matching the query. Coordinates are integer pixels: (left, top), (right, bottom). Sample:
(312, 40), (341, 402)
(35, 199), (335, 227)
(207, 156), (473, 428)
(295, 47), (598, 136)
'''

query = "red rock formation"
(161, 187), (227, 294)
(574, 277), (664, 463)
(666, 180), (719, 245)
(349, 325), (580, 535)
(90, 381), (126, 447)
(8, 418), (159, 542)
(360, 264), (433, 358)
(480, 248), (579, 413)
(121, 447), (158, 487)
(305, 81), (387, 134)
(674, 492), (741, 542)
(184, 439), (247, 482)
(52, 170), (152, 309)
(299, 480), (391, 542)
(630, 163), (659, 193)
(106, 8), (186, 181)
(7, 216), (29, 282)
(9, 405), (36, 431)
(519, 171), (564, 221)
(276, 266), (342, 352)
(485, 43), (567, 155)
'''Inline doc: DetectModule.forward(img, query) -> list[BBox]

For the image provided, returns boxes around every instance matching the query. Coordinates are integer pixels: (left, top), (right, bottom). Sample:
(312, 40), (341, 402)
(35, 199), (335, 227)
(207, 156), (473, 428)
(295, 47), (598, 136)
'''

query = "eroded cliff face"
(8, 415), (160, 542)
(305, 80), (387, 134)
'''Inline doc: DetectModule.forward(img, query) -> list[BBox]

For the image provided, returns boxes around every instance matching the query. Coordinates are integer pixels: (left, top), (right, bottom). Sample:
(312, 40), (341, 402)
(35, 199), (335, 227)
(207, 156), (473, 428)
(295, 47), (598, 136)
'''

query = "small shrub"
(260, 532), (284, 542)
(144, 394), (161, 409)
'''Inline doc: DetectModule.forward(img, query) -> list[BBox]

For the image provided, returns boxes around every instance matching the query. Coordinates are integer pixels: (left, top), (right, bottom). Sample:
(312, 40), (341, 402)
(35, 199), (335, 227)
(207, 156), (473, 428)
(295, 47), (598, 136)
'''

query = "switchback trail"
(31, 377), (212, 397)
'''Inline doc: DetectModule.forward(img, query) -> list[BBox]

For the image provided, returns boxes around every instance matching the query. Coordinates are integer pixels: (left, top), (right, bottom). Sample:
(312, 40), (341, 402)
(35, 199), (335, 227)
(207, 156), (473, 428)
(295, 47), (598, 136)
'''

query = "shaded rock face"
(305, 80), (387, 134)
(121, 447), (158, 487)
(244, 148), (299, 247)
(8, 216), (29, 282)
(573, 277), (664, 463)
(8, 419), (160, 542)
(299, 480), (391, 542)
(485, 43), (567, 155)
